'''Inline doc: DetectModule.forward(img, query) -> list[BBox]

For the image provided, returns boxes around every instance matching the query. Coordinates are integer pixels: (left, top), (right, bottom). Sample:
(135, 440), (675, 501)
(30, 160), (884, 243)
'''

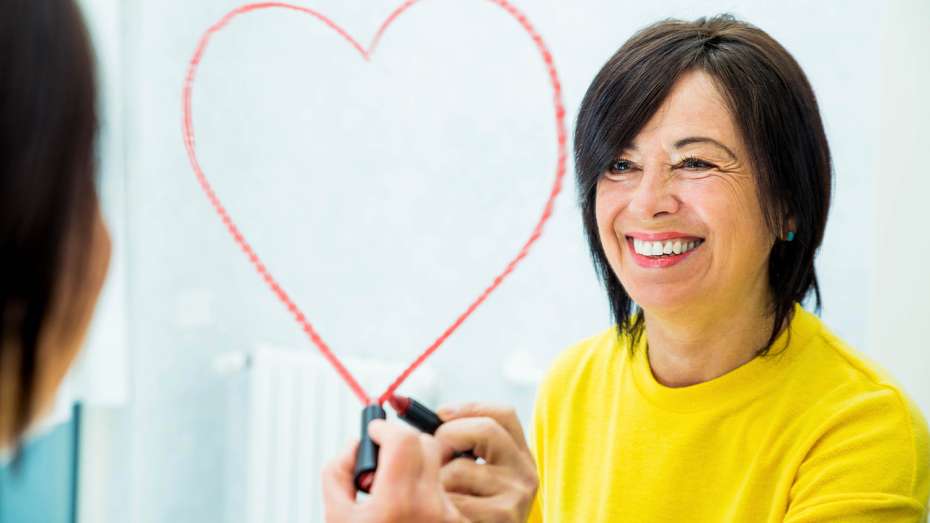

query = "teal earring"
(786, 231), (796, 242)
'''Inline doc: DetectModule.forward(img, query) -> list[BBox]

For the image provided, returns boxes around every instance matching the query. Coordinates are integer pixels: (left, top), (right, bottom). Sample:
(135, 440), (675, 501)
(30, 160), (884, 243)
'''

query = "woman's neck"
(643, 294), (775, 388)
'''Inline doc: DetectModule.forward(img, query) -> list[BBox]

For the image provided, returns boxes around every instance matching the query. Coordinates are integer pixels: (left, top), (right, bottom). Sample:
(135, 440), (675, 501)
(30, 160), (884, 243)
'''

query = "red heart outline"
(182, 0), (567, 405)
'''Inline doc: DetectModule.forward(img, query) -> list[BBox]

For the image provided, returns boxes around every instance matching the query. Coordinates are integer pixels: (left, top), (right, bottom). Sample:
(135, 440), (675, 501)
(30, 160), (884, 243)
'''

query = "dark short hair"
(574, 15), (831, 354)
(0, 0), (99, 443)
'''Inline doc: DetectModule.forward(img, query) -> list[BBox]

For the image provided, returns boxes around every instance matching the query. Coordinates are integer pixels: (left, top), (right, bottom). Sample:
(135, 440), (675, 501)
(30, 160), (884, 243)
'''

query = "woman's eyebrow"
(674, 136), (737, 161)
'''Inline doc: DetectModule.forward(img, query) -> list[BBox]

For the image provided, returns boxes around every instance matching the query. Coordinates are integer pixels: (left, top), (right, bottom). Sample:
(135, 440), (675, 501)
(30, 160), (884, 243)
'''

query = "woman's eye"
(609, 159), (633, 174)
(681, 157), (713, 170)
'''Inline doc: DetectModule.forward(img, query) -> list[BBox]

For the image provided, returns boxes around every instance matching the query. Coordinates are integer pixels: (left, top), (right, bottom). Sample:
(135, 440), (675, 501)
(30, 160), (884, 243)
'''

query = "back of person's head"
(0, 0), (107, 449)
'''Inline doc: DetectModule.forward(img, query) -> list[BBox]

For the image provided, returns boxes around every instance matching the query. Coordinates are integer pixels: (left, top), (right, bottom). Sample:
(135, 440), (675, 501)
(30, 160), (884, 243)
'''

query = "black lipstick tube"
(388, 395), (477, 460)
(353, 404), (386, 493)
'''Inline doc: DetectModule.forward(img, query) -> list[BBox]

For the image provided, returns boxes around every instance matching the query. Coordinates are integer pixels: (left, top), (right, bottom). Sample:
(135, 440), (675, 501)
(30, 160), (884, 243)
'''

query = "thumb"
(321, 439), (360, 517)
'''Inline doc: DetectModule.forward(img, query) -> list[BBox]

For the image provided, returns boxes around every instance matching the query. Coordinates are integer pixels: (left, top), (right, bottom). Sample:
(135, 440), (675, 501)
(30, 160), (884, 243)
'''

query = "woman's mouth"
(625, 235), (705, 268)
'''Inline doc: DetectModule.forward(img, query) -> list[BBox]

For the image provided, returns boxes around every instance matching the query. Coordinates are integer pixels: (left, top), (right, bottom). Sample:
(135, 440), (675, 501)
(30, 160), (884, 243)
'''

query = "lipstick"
(352, 404), (385, 493)
(388, 395), (477, 460)
(387, 395), (443, 434)
(352, 396), (477, 494)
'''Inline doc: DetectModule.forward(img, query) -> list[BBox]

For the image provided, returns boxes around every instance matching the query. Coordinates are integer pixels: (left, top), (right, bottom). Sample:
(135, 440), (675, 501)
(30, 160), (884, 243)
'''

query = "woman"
(326, 14), (930, 523)
(1, 2), (458, 521)
(523, 15), (929, 522)
(0, 0), (110, 447)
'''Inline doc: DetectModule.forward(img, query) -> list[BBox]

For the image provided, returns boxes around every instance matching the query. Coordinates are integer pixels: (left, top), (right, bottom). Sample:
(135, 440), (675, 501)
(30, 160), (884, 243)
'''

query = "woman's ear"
(784, 216), (797, 241)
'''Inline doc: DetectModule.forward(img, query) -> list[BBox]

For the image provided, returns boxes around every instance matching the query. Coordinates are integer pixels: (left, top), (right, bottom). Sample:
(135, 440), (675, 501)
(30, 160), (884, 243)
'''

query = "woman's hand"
(434, 403), (538, 523)
(322, 419), (466, 523)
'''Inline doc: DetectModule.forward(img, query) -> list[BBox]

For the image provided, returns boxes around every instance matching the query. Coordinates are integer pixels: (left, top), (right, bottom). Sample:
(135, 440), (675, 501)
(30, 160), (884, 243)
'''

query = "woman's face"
(595, 70), (775, 317)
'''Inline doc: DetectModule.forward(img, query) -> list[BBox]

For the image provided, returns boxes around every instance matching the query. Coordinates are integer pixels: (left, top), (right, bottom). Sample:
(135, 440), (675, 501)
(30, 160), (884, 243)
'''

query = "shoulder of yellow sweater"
(804, 312), (921, 408)
(793, 312), (929, 496)
(536, 326), (623, 401)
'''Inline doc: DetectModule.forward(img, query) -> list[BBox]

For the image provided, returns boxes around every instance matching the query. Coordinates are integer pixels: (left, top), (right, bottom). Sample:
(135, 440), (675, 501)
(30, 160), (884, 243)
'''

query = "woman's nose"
(626, 166), (680, 220)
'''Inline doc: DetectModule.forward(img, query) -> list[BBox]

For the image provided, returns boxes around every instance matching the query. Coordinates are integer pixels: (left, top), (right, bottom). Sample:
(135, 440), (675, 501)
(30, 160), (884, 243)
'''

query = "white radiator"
(217, 346), (439, 523)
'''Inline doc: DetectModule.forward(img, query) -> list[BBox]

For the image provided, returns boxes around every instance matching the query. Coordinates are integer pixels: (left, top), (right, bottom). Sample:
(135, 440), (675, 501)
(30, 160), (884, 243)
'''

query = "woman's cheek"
(682, 179), (739, 229)
(595, 188), (626, 266)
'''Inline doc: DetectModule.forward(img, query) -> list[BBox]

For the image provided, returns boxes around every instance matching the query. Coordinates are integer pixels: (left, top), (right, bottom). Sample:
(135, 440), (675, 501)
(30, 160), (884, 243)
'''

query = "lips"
(624, 233), (704, 269)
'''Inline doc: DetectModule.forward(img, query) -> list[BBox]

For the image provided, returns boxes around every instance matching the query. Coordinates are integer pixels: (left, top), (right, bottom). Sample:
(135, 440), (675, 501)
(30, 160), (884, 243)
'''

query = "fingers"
(435, 416), (522, 466)
(324, 411), (532, 523)
(321, 439), (359, 518)
(324, 420), (470, 523)
(446, 492), (526, 523)
(367, 419), (431, 496)
(440, 456), (505, 496)
(364, 420), (461, 522)
(446, 493), (487, 521)
(437, 403), (529, 454)
(433, 403), (539, 523)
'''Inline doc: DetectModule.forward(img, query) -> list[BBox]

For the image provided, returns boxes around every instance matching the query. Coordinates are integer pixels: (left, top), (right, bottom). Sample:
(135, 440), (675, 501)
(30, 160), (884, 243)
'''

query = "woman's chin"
(626, 285), (706, 315)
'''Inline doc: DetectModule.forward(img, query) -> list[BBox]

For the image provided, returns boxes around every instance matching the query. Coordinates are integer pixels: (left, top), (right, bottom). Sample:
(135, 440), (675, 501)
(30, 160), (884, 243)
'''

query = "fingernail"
(436, 406), (456, 419)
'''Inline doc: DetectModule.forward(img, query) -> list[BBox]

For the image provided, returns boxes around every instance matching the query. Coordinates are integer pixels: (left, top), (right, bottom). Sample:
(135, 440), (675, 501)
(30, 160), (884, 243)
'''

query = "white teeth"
(632, 238), (702, 257)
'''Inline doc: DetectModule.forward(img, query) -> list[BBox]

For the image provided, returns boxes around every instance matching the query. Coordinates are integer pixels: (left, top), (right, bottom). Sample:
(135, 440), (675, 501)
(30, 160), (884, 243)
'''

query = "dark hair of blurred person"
(0, 0), (111, 452)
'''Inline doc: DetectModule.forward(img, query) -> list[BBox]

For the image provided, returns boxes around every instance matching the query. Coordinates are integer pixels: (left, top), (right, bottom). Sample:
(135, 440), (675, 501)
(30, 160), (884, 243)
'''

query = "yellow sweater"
(528, 306), (929, 522)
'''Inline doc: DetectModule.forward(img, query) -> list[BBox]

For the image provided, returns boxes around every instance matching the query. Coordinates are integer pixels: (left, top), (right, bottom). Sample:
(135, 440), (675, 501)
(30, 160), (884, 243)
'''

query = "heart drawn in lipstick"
(182, 0), (566, 406)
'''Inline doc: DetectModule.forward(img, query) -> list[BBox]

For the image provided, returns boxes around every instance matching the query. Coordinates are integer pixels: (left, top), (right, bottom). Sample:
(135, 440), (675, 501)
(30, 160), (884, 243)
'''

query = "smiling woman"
(526, 14), (929, 523)
(575, 17), (830, 356)
(594, 69), (785, 344)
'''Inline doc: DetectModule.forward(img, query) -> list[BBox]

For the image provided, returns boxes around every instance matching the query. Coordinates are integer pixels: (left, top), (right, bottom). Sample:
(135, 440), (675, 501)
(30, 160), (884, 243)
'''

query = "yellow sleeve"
(525, 376), (546, 523)
(525, 494), (542, 523)
(522, 331), (613, 523)
(784, 388), (929, 522)
(525, 343), (566, 523)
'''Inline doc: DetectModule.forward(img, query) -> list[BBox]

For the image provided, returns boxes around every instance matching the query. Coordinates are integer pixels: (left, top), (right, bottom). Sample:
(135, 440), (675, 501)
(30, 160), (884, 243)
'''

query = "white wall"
(871, 0), (930, 419)
(74, 1), (926, 521)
